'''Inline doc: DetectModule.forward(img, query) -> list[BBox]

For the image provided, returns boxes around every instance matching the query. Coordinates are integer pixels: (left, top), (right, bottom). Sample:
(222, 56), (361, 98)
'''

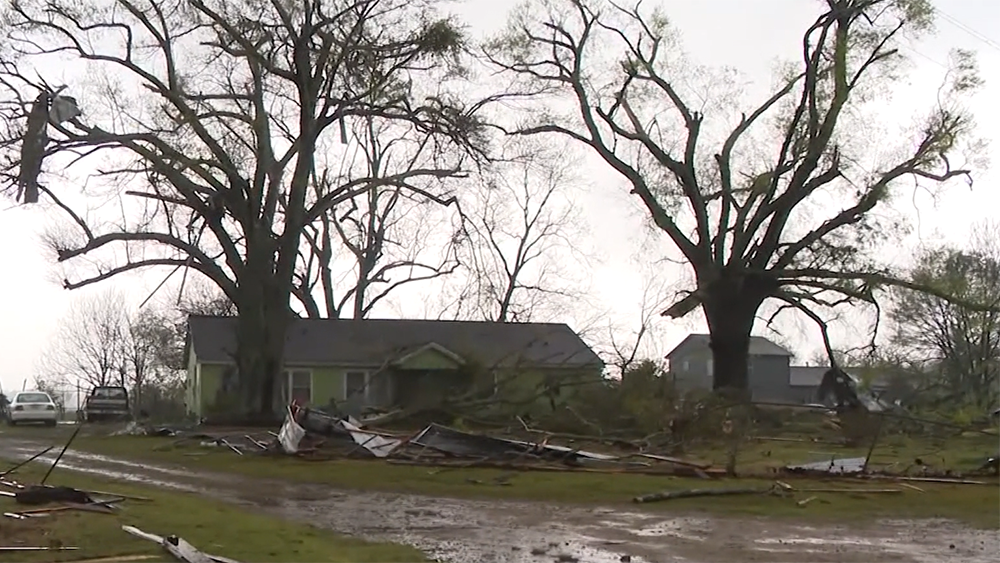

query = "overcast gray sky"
(1, 0), (997, 393)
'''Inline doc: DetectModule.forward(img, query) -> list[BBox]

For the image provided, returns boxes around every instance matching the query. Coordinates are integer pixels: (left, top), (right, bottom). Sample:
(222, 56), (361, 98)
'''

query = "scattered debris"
(97, 401), (999, 490)
(122, 526), (243, 563)
(1, 443), (140, 520)
(115, 421), (194, 438)
(785, 457), (867, 475)
(410, 423), (615, 465)
(796, 496), (818, 507)
(15, 485), (92, 505)
(980, 454), (999, 476)
(277, 407), (307, 454)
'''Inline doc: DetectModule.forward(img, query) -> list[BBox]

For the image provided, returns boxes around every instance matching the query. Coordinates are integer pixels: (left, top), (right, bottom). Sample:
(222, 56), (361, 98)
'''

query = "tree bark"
(701, 271), (773, 394)
(233, 233), (289, 420)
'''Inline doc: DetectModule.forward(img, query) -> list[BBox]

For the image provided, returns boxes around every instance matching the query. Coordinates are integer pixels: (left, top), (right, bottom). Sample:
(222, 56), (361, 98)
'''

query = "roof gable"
(393, 342), (465, 370)
(187, 316), (604, 369)
(666, 333), (792, 359)
(789, 366), (877, 387)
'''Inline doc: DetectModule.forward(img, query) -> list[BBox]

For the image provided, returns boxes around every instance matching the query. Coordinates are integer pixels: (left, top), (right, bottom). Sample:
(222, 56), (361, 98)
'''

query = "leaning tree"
(0, 0), (481, 416)
(487, 0), (985, 394)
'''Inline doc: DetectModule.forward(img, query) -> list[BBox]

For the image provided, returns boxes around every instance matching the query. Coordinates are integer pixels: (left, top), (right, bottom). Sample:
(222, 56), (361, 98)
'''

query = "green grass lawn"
(0, 464), (426, 562)
(3, 424), (997, 529)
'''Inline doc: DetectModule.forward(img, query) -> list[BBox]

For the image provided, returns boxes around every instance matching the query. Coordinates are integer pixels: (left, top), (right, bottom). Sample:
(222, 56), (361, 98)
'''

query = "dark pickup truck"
(83, 386), (131, 422)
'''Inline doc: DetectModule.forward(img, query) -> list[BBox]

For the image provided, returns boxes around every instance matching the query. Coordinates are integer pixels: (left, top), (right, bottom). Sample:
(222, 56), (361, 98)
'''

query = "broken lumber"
(122, 525), (242, 563)
(79, 488), (152, 502)
(898, 482), (926, 493)
(633, 486), (773, 504)
(793, 487), (902, 494)
(796, 496), (818, 507)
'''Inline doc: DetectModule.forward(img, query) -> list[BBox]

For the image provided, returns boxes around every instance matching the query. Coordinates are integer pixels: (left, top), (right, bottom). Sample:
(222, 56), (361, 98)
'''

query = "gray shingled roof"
(666, 333), (793, 358)
(789, 366), (890, 388)
(187, 316), (603, 369)
(789, 366), (831, 387)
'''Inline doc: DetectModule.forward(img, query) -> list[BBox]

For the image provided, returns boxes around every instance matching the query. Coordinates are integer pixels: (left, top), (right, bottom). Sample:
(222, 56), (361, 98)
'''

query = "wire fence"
(5, 382), (184, 422)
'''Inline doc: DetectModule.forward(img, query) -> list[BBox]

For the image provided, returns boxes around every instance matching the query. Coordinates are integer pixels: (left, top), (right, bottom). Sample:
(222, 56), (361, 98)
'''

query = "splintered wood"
(122, 526), (243, 563)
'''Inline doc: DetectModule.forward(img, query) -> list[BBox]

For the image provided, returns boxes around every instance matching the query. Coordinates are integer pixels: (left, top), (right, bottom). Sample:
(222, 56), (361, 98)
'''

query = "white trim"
(344, 370), (370, 400)
(283, 368), (313, 403)
(392, 342), (466, 366)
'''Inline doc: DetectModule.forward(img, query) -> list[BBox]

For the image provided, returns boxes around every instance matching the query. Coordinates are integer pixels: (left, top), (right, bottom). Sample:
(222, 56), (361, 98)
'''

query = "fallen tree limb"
(633, 485), (774, 504)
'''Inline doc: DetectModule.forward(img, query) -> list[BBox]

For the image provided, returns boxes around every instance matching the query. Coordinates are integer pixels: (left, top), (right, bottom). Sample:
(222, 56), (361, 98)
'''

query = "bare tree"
(0, 0), (481, 416)
(177, 279), (237, 319)
(606, 275), (672, 376)
(295, 116), (463, 318)
(889, 221), (1000, 408)
(444, 137), (585, 322)
(37, 289), (129, 391)
(123, 308), (165, 410)
(487, 0), (985, 394)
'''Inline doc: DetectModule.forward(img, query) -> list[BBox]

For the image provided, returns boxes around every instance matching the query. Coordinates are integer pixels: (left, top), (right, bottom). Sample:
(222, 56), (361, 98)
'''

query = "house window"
(682, 360), (690, 372)
(345, 371), (369, 400)
(283, 369), (312, 404)
(707, 358), (714, 377)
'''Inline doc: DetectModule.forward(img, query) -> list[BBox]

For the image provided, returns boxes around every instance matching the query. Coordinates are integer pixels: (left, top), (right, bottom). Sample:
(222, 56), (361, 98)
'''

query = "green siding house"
(184, 316), (604, 419)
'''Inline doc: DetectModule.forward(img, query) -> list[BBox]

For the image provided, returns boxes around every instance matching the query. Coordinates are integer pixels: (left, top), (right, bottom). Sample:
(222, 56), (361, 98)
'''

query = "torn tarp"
(410, 423), (616, 464)
(785, 457), (867, 475)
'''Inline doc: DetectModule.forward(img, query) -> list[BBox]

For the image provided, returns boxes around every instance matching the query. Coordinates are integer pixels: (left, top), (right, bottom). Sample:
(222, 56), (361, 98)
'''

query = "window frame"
(282, 368), (313, 404)
(344, 370), (370, 401)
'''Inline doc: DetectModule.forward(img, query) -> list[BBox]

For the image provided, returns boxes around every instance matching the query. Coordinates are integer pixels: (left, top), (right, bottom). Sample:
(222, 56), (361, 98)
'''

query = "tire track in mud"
(0, 436), (995, 563)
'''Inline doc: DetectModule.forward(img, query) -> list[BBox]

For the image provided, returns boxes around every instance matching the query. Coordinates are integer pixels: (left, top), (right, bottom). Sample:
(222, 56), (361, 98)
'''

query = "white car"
(7, 391), (59, 426)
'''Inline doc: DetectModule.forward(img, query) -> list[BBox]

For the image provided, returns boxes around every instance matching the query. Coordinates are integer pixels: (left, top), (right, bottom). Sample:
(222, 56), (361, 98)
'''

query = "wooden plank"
(163, 536), (214, 563)
(122, 526), (242, 563)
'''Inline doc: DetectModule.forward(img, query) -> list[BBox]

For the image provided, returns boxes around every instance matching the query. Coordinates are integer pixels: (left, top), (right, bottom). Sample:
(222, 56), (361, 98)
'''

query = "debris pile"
(121, 402), (1000, 489)
(122, 403), (720, 477)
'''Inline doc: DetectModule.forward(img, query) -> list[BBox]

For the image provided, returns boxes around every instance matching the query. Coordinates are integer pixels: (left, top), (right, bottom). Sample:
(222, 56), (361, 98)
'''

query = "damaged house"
(184, 316), (604, 419)
(667, 333), (896, 408)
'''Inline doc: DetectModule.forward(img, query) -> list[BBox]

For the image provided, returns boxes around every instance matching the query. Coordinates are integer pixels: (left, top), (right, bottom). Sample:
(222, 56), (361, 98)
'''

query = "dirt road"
(0, 436), (995, 563)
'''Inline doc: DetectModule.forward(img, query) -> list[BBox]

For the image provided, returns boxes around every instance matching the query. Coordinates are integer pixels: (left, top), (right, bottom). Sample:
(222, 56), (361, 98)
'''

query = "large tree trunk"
(700, 272), (773, 396)
(233, 237), (290, 421)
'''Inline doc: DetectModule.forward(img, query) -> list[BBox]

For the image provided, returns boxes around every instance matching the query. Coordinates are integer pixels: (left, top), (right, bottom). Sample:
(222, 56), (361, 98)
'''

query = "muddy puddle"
(0, 437), (996, 563)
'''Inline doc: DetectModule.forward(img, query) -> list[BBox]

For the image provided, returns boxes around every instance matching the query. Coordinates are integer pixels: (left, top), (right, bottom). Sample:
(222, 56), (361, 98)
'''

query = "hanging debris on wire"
(16, 86), (82, 204)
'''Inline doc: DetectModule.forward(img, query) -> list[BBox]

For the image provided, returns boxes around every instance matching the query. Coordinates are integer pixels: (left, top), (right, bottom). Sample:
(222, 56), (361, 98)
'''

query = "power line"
(935, 7), (1000, 53)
